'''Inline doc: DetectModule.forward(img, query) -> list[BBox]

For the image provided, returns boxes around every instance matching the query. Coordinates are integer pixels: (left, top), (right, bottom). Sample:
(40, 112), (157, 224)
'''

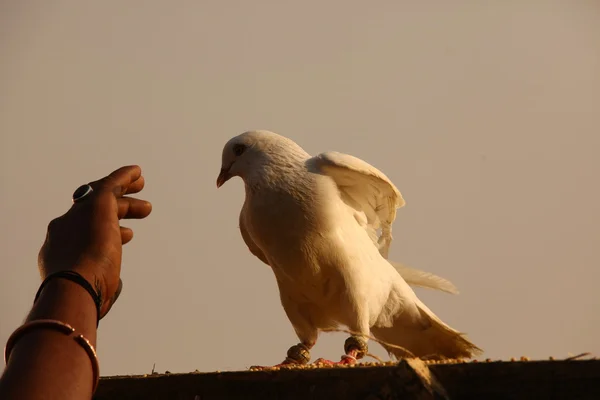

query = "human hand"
(37, 165), (152, 319)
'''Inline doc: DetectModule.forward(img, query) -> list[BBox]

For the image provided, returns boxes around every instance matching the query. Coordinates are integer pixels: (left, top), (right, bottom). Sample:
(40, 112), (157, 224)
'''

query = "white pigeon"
(217, 130), (481, 367)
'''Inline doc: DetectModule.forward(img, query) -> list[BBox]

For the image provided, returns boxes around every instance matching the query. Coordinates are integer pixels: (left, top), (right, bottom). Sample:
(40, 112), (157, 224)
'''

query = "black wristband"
(34, 271), (102, 327)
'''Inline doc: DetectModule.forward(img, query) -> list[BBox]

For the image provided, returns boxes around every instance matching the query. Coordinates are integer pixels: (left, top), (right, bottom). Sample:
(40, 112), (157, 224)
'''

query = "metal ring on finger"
(72, 184), (94, 203)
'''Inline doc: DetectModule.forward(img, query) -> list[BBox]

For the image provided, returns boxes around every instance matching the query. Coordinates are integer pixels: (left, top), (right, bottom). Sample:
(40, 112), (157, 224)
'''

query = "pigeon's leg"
(314, 298), (371, 366)
(250, 297), (318, 370)
(283, 341), (314, 365)
(314, 335), (368, 366)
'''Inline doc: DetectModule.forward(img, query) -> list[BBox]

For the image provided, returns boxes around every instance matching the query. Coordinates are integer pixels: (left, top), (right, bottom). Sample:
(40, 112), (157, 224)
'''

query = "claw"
(313, 354), (358, 366)
(313, 336), (368, 367)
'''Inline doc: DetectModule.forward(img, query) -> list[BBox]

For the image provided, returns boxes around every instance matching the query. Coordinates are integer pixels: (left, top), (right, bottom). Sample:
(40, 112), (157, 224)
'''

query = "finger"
(117, 197), (152, 219)
(120, 226), (134, 244)
(124, 175), (145, 195)
(91, 165), (142, 197)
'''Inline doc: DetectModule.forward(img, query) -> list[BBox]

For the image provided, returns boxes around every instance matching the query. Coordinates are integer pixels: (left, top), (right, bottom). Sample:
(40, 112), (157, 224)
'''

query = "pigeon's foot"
(249, 343), (311, 370)
(313, 335), (369, 367)
(313, 353), (358, 366)
(344, 335), (368, 359)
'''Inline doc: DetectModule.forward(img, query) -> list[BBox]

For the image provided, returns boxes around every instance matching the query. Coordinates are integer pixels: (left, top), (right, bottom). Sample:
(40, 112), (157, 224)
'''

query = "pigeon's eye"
(233, 144), (246, 157)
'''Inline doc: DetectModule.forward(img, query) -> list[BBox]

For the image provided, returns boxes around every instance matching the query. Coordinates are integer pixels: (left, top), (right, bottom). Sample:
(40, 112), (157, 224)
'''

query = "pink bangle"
(4, 319), (100, 394)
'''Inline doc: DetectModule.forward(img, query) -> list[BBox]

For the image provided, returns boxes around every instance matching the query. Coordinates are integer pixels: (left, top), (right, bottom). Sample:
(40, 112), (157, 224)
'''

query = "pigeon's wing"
(312, 151), (405, 259)
(312, 151), (459, 295)
(239, 211), (270, 266)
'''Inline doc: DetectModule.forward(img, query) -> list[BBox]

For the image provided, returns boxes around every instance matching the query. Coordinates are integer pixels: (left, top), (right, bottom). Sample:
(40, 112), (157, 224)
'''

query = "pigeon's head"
(217, 130), (304, 188)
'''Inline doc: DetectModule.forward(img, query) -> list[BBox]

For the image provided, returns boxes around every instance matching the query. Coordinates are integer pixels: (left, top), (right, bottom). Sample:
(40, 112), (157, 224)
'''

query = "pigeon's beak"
(216, 168), (231, 188)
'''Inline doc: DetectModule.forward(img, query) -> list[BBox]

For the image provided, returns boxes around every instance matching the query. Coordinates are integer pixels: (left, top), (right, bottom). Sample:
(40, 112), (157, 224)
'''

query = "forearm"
(0, 279), (99, 400)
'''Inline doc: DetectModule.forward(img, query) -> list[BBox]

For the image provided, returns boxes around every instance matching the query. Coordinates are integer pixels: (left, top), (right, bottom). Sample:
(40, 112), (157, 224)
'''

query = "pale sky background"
(1, 1), (599, 377)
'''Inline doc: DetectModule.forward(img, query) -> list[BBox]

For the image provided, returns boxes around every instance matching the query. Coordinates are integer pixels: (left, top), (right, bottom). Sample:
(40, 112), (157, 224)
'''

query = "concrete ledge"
(94, 358), (600, 400)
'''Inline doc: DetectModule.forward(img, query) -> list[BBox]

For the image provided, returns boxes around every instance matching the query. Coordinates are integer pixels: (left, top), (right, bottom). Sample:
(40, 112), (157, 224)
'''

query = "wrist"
(28, 278), (98, 343)
(37, 270), (103, 326)
(69, 266), (121, 319)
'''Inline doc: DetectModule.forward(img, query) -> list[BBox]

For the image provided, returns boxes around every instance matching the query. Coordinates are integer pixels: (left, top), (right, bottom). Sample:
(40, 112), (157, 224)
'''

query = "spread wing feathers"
(239, 211), (270, 266)
(312, 151), (405, 259)
(313, 151), (460, 295)
(389, 261), (459, 295)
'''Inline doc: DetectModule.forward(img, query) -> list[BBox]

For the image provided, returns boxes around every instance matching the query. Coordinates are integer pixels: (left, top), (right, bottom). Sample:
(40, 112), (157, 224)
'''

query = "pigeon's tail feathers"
(371, 300), (482, 360)
(389, 261), (459, 295)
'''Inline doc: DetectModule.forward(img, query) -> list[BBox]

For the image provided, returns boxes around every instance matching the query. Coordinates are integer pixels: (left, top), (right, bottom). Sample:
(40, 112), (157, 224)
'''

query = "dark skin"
(0, 165), (152, 400)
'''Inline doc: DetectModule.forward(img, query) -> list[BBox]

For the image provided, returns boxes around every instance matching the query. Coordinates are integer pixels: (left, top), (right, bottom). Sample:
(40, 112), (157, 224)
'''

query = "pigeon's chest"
(243, 189), (323, 265)
(245, 190), (311, 241)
